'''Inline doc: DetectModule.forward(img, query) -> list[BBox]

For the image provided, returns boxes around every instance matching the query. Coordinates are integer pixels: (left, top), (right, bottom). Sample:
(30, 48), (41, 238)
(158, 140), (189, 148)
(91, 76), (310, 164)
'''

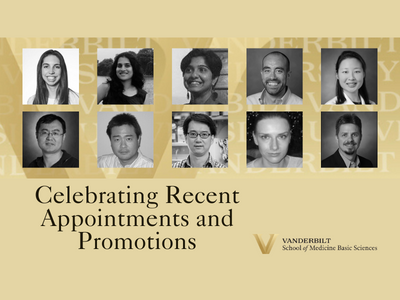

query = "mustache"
(344, 141), (357, 146)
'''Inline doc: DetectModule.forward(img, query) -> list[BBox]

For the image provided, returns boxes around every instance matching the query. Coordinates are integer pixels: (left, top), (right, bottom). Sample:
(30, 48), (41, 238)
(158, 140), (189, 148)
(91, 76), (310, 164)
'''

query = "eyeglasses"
(187, 131), (211, 139)
(39, 130), (64, 138)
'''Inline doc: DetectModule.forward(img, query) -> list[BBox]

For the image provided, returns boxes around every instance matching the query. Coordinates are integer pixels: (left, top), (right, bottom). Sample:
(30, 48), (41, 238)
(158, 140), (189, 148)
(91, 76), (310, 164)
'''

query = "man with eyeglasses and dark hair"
(28, 114), (79, 167)
(172, 113), (226, 168)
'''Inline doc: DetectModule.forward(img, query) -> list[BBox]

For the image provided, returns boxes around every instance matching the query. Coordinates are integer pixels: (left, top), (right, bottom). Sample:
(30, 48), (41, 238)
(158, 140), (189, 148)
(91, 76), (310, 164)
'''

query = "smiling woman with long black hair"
(97, 52), (146, 105)
(27, 49), (79, 105)
(325, 51), (375, 105)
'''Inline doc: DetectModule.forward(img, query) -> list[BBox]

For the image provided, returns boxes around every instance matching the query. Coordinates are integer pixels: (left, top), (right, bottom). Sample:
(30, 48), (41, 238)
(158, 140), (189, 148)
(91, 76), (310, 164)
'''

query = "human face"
(183, 56), (218, 96)
(185, 121), (214, 158)
(336, 58), (365, 96)
(41, 55), (61, 87)
(336, 123), (361, 156)
(110, 124), (140, 166)
(37, 120), (65, 154)
(116, 57), (133, 82)
(261, 54), (290, 98)
(253, 117), (291, 167)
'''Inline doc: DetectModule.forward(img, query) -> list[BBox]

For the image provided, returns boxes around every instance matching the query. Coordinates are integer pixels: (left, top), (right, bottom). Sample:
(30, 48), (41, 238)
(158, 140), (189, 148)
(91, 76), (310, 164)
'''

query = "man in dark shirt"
(28, 114), (78, 168)
(322, 113), (373, 168)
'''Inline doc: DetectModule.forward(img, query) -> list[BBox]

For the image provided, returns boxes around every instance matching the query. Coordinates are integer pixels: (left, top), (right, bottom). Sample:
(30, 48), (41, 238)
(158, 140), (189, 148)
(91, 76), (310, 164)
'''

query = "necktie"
(349, 161), (357, 168)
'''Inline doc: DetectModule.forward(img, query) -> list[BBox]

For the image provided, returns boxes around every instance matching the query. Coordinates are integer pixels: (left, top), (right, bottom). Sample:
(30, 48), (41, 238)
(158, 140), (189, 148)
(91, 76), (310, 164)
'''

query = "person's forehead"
(263, 53), (288, 68)
(188, 120), (211, 132)
(117, 56), (130, 64)
(338, 123), (360, 133)
(338, 58), (362, 69)
(43, 55), (60, 64)
(111, 124), (136, 136)
(39, 120), (63, 131)
(189, 56), (207, 67)
(256, 117), (290, 133)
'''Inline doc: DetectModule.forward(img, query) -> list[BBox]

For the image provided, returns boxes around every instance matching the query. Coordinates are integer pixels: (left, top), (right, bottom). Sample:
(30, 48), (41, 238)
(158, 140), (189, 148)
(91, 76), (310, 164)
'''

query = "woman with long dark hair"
(325, 51), (375, 105)
(97, 52), (146, 105)
(28, 49), (78, 105)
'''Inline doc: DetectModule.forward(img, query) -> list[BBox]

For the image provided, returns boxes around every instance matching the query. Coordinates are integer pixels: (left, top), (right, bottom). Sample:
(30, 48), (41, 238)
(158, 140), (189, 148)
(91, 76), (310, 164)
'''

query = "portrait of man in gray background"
(247, 49), (302, 105)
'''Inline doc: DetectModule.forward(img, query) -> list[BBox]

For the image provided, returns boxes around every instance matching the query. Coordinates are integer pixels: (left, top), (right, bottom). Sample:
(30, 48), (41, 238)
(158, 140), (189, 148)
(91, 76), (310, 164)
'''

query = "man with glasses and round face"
(247, 51), (302, 105)
(28, 114), (79, 167)
(172, 113), (226, 168)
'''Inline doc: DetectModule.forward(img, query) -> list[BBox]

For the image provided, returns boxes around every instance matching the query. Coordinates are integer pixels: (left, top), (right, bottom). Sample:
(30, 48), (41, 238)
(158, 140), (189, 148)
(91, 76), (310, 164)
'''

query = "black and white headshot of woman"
(321, 48), (377, 105)
(97, 48), (154, 105)
(23, 49), (79, 105)
(172, 48), (228, 105)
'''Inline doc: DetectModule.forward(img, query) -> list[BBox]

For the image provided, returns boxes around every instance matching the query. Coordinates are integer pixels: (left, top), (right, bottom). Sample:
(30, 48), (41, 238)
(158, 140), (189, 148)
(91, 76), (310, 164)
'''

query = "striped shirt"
(172, 154), (226, 168)
(98, 152), (153, 168)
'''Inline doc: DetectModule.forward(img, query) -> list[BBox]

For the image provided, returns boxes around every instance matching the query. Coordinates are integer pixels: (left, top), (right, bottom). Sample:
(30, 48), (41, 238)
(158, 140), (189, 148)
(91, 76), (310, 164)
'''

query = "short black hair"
(183, 113), (216, 136)
(36, 114), (66, 136)
(180, 49), (223, 79)
(335, 113), (362, 136)
(106, 113), (142, 139)
(262, 51), (291, 71)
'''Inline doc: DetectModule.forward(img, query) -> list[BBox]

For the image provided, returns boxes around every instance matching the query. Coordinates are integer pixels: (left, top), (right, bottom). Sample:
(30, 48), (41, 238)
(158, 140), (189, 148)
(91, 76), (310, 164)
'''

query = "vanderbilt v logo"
(253, 234), (279, 254)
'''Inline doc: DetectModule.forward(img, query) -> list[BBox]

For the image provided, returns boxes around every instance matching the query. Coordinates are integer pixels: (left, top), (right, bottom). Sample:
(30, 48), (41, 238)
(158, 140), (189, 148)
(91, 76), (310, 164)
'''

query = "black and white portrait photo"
(321, 112), (377, 168)
(172, 112), (228, 168)
(247, 48), (302, 105)
(97, 111), (154, 168)
(172, 49), (228, 105)
(247, 112), (303, 168)
(97, 48), (154, 105)
(23, 48), (79, 105)
(23, 112), (79, 168)
(321, 48), (377, 105)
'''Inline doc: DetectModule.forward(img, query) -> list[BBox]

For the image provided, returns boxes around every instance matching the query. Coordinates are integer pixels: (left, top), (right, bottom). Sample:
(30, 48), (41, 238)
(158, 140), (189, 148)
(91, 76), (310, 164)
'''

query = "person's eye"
(43, 65), (48, 69)
(279, 134), (287, 139)
(125, 64), (131, 68)
(263, 69), (270, 74)
(126, 137), (132, 141)
(114, 138), (120, 142)
(55, 65), (61, 69)
(198, 67), (208, 73)
(260, 135), (269, 140)
(117, 64), (122, 68)
(276, 69), (283, 74)
(184, 67), (193, 74)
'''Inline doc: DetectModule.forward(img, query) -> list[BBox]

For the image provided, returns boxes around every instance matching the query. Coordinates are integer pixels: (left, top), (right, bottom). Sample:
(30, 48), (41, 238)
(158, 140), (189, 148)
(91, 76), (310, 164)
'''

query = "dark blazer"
(321, 149), (374, 168)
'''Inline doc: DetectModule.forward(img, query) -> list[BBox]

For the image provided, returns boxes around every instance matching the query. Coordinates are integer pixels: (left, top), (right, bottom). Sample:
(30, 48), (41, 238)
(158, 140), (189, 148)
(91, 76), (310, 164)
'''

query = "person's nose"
(190, 69), (200, 79)
(270, 137), (278, 151)
(195, 134), (202, 142)
(349, 72), (355, 80)
(121, 139), (127, 148)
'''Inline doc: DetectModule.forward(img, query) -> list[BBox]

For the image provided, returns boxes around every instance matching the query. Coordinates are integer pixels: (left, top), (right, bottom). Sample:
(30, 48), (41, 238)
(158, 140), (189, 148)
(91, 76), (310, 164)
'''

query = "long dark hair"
(106, 52), (145, 102)
(33, 49), (69, 105)
(335, 51), (370, 104)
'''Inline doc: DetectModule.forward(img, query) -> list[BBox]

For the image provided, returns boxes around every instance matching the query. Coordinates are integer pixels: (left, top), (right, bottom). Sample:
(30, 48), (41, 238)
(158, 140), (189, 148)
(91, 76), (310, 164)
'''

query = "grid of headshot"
(21, 45), (378, 171)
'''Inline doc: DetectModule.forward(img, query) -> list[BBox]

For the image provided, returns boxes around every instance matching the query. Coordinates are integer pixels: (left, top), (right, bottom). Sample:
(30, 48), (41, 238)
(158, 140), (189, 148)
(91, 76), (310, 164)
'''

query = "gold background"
(1, 4), (399, 299)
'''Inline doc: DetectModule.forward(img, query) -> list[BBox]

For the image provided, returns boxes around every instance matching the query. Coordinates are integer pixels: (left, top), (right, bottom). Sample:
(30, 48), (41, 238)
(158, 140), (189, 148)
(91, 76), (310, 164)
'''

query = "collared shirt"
(172, 154), (227, 168)
(325, 94), (376, 105)
(28, 150), (79, 168)
(98, 151), (153, 168)
(247, 87), (302, 105)
(338, 151), (360, 168)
